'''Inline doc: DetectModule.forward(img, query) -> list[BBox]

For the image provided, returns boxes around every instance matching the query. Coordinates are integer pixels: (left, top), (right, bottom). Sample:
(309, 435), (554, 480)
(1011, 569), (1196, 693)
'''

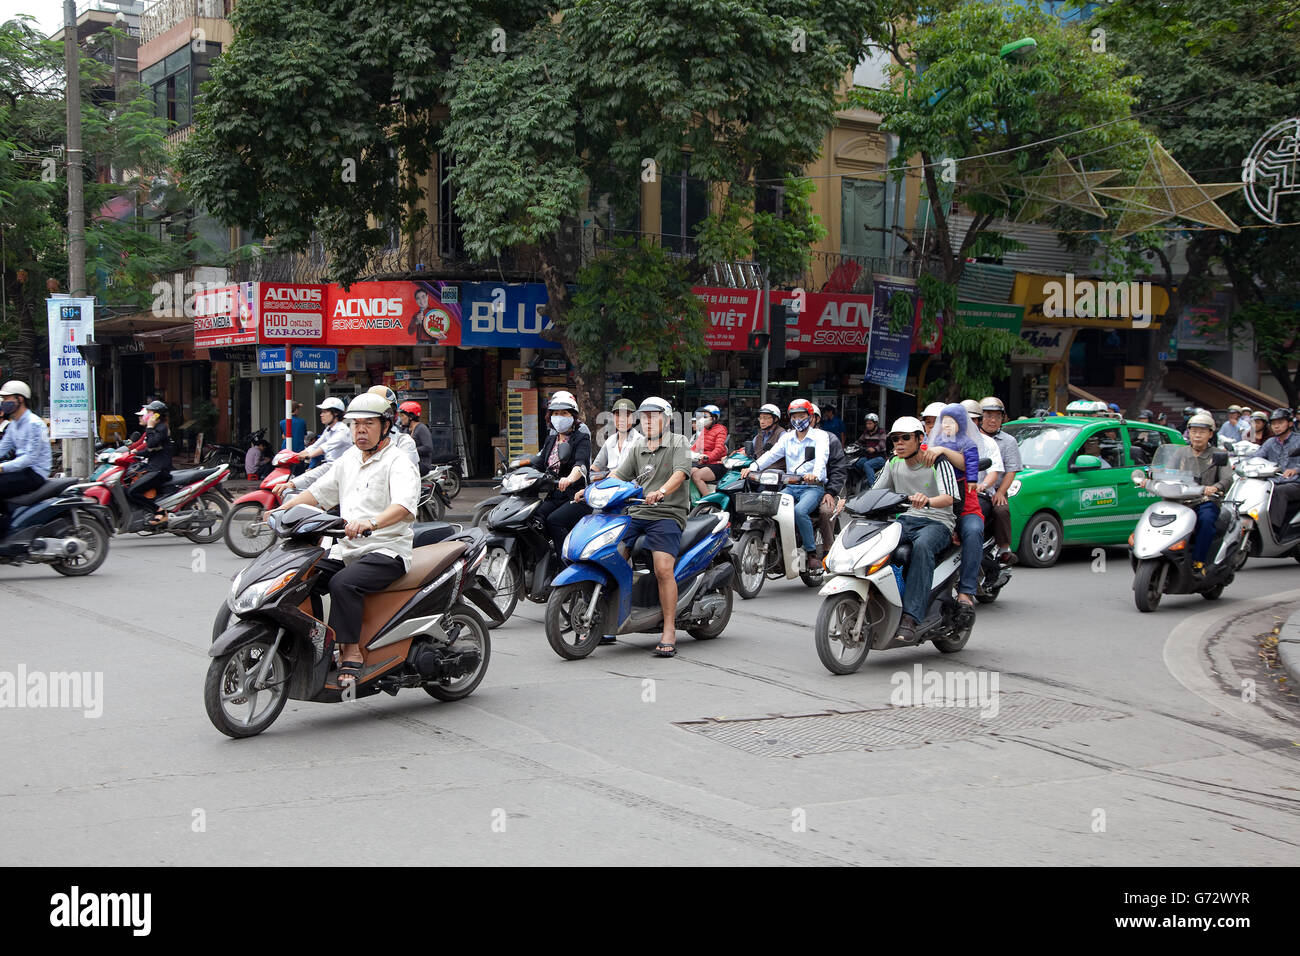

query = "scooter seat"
(892, 538), (959, 568)
(379, 541), (467, 591)
(412, 521), (458, 547)
(6, 477), (79, 508)
(167, 466), (221, 487)
(679, 513), (719, 554)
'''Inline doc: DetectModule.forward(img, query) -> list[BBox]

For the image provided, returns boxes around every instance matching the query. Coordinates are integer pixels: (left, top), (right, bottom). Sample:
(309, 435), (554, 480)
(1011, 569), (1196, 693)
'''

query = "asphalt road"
(2, 526), (1297, 866)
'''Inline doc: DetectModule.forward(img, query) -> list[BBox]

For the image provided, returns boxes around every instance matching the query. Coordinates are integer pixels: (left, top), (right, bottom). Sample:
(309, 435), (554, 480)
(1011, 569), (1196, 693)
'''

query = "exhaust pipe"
(30, 537), (87, 559)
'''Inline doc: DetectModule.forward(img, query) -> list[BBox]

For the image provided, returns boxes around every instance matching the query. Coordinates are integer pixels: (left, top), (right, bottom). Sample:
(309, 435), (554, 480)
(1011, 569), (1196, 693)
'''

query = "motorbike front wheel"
(733, 529), (766, 599)
(814, 593), (872, 675)
(483, 547), (521, 628)
(545, 581), (607, 660)
(204, 640), (290, 738)
(223, 501), (277, 558)
(1133, 559), (1166, 612)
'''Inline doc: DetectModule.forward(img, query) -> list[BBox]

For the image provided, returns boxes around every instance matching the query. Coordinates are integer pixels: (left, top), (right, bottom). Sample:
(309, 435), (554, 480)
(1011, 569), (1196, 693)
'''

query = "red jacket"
(691, 423), (729, 464)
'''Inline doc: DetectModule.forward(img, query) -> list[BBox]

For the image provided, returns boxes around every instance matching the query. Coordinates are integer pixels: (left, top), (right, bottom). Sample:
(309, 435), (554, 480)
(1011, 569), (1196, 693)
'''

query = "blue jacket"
(0, 411), (52, 478)
(1260, 430), (1300, 473)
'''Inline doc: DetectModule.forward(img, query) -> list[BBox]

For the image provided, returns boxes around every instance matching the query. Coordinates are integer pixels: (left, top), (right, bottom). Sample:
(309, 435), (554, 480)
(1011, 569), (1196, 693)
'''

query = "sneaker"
(806, 553), (823, 571)
(998, 550), (1018, 566)
(897, 614), (919, 642)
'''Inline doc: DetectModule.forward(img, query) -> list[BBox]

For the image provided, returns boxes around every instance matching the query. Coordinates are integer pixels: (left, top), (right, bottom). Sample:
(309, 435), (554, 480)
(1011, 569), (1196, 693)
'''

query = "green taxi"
(1001, 417), (1187, 567)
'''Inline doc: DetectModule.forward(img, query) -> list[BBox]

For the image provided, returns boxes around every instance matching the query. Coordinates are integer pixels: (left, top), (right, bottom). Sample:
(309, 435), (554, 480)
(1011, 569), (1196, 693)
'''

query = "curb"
(1279, 611), (1300, 691)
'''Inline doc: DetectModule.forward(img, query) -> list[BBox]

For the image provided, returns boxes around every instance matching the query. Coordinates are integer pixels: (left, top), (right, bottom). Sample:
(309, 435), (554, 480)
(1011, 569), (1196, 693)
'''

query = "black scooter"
(0, 477), (112, 576)
(205, 505), (503, 738)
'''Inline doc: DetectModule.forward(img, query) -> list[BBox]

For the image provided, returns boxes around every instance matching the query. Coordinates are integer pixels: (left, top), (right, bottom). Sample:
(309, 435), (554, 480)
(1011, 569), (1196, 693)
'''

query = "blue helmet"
(697, 404), (722, 421)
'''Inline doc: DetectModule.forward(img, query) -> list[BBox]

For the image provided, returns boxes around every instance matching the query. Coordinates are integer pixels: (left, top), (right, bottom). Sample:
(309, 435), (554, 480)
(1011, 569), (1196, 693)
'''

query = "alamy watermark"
(1042, 273), (1152, 328)
(0, 666), (102, 718)
(889, 664), (1000, 718)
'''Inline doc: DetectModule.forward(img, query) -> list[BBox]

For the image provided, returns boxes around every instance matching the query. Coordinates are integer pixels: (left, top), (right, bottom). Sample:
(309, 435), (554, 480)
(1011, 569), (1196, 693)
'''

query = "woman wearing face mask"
(918, 404), (983, 615)
(127, 401), (174, 526)
(514, 391), (592, 557)
(689, 404), (729, 495)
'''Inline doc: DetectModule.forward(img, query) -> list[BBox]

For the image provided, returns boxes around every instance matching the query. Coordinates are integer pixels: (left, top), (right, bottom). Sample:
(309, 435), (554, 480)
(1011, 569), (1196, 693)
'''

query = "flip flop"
(336, 660), (363, 687)
(653, 642), (677, 658)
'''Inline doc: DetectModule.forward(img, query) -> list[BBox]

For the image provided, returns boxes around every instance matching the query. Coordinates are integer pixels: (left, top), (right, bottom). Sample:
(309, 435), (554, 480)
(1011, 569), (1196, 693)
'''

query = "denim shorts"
(621, 517), (682, 557)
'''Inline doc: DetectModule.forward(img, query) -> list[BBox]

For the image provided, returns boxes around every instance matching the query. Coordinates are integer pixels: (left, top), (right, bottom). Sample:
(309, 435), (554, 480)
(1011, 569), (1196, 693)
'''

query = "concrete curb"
(1279, 610), (1300, 692)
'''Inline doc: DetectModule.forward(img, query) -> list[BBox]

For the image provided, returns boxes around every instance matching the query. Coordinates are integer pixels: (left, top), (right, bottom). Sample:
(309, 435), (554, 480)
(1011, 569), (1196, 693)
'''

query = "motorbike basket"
(735, 491), (781, 517)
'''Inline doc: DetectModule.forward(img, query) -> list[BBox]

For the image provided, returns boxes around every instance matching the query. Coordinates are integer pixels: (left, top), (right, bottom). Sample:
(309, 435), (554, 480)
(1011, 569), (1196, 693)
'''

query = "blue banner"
(863, 278), (912, 391)
(459, 282), (560, 349)
(258, 347), (338, 374)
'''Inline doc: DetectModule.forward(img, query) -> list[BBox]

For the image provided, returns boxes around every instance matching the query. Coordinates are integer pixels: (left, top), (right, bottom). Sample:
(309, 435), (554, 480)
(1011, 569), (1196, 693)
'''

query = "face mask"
(941, 418), (958, 438)
(792, 416), (810, 432)
(551, 414), (573, 433)
(0, 401), (16, 416)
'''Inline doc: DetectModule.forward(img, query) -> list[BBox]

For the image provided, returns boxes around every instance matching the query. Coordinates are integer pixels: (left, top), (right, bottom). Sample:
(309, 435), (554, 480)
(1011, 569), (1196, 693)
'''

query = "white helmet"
(810, 403), (821, 418)
(1187, 412), (1216, 430)
(887, 416), (926, 439)
(921, 402), (944, 419)
(758, 403), (781, 418)
(344, 393), (393, 420)
(548, 390), (579, 412)
(960, 399), (983, 419)
(638, 396), (672, 417)
(0, 380), (31, 399)
(317, 397), (346, 413)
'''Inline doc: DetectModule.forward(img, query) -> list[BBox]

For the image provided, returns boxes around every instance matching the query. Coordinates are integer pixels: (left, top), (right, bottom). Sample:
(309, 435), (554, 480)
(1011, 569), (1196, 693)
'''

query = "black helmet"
(1140, 408), (1153, 419)
(146, 400), (167, 414)
(1182, 405), (1195, 417)
(1269, 407), (1293, 422)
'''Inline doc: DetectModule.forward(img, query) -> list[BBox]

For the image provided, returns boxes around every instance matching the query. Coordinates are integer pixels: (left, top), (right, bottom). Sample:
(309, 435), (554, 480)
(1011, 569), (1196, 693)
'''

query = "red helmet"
(787, 399), (814, 417)
(398, 401), (422, 417)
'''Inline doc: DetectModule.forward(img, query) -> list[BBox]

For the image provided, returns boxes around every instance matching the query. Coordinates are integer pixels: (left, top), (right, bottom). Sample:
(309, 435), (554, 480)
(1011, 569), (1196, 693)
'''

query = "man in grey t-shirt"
(612, 397), (692, 657)
(872, 416), (960, 641)
(977, 396), (1022, 564)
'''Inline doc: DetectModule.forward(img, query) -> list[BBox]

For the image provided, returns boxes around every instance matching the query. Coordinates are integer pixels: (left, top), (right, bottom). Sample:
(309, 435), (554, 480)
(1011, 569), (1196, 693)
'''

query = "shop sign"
(193, 282), (257, 347)
(1175, 291), (1231, 351)
(957, 301), (1023, 334)
(257, 347), (338, 374)
(260, 283), (326, 340)
(1013, 325), (1073, 364)
(770, 290), (875, 353)
(460, 282), (557, 349)
(326, 280), (461, 347)
(693, 286), (763, 351)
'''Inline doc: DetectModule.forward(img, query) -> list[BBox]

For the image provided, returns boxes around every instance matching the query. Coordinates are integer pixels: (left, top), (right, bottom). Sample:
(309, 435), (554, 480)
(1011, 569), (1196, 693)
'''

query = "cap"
(1, 380), (32, 399)
(146, 400), (167, 413)
(344, 393), (392, 420)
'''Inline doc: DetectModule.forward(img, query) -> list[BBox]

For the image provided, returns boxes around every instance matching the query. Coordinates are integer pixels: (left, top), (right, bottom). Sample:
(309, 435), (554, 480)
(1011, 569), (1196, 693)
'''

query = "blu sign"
(460, 282), (559, 349)
(257, 347), (338, 374)
(46, 297), (96, 439)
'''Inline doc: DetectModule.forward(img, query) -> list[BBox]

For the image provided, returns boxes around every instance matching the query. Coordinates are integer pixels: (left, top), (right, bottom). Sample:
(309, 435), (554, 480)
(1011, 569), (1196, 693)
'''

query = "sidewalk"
(1279, 608), (1300, 692)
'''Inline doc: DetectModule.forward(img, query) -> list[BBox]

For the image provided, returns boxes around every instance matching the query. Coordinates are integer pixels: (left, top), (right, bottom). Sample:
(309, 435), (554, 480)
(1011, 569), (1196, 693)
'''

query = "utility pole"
(63, 0), (91, 477)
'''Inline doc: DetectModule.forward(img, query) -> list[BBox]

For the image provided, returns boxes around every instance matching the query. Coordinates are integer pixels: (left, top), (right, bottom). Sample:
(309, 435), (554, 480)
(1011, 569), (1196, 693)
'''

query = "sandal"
(336, 660), (363, 687)
(653, 642), (677, 658)
(146, 513), (168, 528)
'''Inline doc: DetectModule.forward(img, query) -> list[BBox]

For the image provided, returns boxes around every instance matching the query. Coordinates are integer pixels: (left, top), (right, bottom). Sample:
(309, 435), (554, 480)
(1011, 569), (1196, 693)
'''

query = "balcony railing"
(140, 0), (228, 43)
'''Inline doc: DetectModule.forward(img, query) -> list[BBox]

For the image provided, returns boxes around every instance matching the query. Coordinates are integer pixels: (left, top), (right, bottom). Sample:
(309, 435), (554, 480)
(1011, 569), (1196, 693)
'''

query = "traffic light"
(767, 300), (791, 368)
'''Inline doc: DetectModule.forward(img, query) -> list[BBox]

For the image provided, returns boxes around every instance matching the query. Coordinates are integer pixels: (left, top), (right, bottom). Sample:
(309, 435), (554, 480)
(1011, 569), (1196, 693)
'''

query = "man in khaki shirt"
(277, 393), (420, 686)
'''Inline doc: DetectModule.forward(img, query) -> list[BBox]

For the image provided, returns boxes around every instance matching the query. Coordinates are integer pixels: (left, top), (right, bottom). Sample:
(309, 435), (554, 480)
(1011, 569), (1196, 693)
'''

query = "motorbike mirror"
(977, 457), (992, 471)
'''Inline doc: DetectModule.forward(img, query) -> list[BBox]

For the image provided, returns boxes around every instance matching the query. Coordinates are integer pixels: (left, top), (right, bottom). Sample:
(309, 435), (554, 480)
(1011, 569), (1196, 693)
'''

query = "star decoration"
(1092, 140), (1242, 235)
(1013, 148), (1120, 222)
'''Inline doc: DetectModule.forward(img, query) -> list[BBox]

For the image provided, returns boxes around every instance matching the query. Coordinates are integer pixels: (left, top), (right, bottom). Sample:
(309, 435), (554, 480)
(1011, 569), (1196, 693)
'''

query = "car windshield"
(1003, 422), (1082, 470)
(1149, 444), (1197, 483)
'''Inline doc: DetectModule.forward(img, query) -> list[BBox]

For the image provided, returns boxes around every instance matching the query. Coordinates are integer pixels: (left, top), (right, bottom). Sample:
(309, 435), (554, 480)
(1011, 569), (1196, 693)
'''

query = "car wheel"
(1018, 511), (1062, 568)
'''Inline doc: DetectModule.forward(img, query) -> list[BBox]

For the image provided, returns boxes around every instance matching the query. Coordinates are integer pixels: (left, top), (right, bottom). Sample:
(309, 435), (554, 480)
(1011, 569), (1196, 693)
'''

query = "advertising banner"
(46, 297), (96, 439)
(258, 283), (326, 341)
(958, 300), (1024, 334)
(693, 286), (763, 351)
(769, 290), (875, 353)
(193, 282), (258, 348)
(864, 278), (913, 390)
(460, 282), (557, 349)
(1175, 292), (1232, 351)
(326, 280), (461, 347)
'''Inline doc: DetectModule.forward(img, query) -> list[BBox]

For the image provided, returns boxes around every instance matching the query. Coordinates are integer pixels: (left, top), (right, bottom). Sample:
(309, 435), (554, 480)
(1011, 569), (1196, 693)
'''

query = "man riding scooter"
(1258, 408), (1300, 541)
(1136, 412), (1232, 575)
(743, 398), (829, 571)
(275, 397), (351, 495)
(871, 416), (960, 642)
(0, 380), (51, 537)
(851, 413), (889, 487)
(611, 396), (692, 657)
(273, 392), (421, 687)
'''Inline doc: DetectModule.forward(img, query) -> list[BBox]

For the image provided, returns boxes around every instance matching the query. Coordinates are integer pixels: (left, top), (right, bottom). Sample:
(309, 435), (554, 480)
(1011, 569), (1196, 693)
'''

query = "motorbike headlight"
(1007, 479), (1021, 497)
(580, 525), (626, 560)
(760, 471), (781, 488)
(501, 473), (537, 494)
(587, 484), (619, 510)
(724, 454), (747, 468)
(228, 569), (296, 615)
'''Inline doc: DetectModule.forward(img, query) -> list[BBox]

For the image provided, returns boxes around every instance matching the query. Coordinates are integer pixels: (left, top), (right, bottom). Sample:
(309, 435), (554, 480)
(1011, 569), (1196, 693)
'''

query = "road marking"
(1161, 586), (1300, 737)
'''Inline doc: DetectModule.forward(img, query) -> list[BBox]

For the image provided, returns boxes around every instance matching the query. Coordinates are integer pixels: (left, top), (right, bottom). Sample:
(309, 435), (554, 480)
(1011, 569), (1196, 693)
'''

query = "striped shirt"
(872, 456), (960, 532)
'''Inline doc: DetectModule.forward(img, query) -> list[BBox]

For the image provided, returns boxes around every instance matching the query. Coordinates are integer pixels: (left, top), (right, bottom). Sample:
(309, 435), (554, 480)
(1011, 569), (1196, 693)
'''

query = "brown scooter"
(205, 505), (502, 738)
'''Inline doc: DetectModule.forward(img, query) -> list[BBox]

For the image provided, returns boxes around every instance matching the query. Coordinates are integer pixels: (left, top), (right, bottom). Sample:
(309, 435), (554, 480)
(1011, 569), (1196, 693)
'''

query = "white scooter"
(1224, 454), (1300, 562)
(813, 488), (970, 674)
(1129, 445), (1247, 612)
(731, 470), (825, 599)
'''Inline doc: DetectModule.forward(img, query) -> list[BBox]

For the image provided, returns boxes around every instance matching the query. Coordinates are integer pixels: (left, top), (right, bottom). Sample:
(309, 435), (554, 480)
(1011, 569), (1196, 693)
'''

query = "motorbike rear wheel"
(1201, 583), (1225, 600)
(815, 593), (871, 674)
(441, 469), (462, 500)
(483, 547), (521, 628)
(545, 581), (606, 660)
(204, 640), (290, 738)
(733, 530), (766, 599)
(1133, 559), (1165, 612)
(424, 606), (491, 701)
(687, 582), (732, 640)
(223, 501), (277, 558)
(183, 491), (230, 544)
(50, 517), (109, 577)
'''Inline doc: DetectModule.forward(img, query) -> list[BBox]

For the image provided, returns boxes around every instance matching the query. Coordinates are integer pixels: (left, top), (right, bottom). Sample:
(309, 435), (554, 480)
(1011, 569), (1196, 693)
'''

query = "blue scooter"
(544, 474), (736, 659)
(0, 477), (113, 576)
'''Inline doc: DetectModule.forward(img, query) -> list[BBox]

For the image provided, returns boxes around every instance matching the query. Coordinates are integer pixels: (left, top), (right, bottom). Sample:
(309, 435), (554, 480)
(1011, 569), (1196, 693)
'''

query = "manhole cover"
(676, 692), (1127, 757)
